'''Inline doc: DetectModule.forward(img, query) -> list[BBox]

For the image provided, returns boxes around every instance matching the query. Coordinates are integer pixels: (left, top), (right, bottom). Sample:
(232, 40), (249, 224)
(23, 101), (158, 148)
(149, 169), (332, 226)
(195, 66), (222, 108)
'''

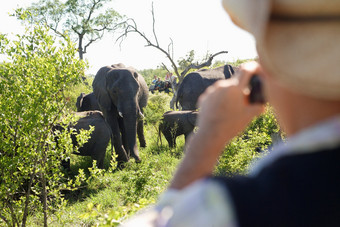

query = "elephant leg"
(163, 130), (175, 148)
(172, 135), (177, 148)
(61, 158), (71, 171)
(184, 127), (195, 142)
(137, 119), (146, 148)
(96, 155), (105, 169)
(92, 143), (107, 169)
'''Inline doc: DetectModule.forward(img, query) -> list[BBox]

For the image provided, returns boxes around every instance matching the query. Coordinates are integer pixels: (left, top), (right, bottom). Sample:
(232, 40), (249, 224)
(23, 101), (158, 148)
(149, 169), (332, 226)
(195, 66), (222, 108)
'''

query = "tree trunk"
(78, 35), (84, 60)
(41, 172), (48, 227)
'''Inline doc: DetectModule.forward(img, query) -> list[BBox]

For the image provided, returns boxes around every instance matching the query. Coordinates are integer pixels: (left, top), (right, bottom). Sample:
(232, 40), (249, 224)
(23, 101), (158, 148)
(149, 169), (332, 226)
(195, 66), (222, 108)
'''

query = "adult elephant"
(76, 92), (100, 112)
(92, 64), (148, 164)
(176, 64), (236, 110)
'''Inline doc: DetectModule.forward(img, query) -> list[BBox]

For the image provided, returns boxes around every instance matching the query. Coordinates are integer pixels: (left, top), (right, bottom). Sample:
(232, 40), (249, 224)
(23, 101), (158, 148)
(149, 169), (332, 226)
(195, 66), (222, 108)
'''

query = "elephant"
(159, 110), (199, 148)
(176, 64), (236, 110)
(76, 92), (100, 112)
(92, 64), (149, 164)
(54, 111), (112, 169)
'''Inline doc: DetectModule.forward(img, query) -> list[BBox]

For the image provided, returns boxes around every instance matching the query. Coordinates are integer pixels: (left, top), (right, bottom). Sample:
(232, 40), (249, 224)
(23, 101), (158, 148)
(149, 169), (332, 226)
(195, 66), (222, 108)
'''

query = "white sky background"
(1, 0), (257, 75)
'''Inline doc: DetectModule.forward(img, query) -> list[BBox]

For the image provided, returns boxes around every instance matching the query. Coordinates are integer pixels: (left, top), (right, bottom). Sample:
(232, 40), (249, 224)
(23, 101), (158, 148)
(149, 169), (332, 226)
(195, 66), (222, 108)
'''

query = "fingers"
(197, 78), (235, 108)
(237, 61), (262, 89)
(198, 61), (264, 108)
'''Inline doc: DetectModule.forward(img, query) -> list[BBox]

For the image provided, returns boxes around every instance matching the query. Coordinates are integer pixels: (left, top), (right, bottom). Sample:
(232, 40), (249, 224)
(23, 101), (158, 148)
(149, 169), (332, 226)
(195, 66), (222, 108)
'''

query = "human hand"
(195, 61), (265, 148)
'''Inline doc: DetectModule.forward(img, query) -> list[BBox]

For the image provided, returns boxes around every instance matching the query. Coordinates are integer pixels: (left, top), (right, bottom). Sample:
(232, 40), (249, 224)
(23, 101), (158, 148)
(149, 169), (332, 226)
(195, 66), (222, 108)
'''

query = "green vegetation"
(0, 26), (88, 226)
(0, 25), (280, 227)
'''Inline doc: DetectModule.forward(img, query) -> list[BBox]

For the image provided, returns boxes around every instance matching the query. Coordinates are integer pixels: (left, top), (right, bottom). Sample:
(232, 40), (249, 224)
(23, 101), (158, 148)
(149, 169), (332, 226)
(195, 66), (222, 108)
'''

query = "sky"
(1, 0), (257, 75)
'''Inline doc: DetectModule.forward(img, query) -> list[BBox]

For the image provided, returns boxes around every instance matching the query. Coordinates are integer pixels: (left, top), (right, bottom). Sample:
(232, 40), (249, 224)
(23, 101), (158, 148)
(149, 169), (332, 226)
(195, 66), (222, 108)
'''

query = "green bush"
(144, 92), (173, 146)
(215, 106), (281, 176)
(0, 25), (87, 226)
(63, 75), (93, 112)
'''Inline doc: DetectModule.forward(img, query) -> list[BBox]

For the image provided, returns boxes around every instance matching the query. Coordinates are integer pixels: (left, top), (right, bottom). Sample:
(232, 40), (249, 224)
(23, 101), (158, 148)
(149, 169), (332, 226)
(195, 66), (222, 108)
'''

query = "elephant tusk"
(138, 111), (145, 119)
(119, 112), (123, 118)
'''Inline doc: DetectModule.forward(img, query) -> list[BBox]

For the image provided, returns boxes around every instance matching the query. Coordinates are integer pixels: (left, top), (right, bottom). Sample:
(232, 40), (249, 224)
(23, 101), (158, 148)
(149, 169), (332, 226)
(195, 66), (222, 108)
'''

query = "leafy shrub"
(0, 25), (87, 226)
(144, 92), (172, 145)
(63, 75), (93, 112)
(215, 106), (281, 176)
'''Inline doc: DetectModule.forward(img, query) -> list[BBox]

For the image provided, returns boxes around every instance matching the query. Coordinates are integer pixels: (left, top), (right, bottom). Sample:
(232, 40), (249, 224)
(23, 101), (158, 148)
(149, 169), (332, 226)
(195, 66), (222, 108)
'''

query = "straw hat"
(222, 0), (340, 100)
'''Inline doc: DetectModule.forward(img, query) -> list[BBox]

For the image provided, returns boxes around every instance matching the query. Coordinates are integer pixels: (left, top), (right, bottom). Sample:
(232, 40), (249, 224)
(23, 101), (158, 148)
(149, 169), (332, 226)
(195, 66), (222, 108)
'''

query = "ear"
(224, 64), (234, 79)
(93, 69), (112, 111)
(187, 111), (198, 126)
(76, 93), (85, 109)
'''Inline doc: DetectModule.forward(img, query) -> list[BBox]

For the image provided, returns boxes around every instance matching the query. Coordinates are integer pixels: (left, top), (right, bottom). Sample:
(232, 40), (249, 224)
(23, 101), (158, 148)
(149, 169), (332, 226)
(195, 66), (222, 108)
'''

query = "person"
(149, 75), (158, 92)
(154, 77), (163, 91)
(165, 73), (171, 82)
(121, 0), (340, 226)
(169, 73), (177, 86)
(152, 75), (158, 84)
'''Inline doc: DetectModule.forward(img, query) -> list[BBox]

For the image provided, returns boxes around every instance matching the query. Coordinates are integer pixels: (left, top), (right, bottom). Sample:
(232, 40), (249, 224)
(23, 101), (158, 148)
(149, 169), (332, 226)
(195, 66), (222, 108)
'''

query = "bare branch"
(161, 63), (170, 73)
(151, 2), (159, 46)
(83, 35), (102, 54)
(115, 3), (229, 103)
(180, 51), (229, 80)
(168, 38), (174, 60)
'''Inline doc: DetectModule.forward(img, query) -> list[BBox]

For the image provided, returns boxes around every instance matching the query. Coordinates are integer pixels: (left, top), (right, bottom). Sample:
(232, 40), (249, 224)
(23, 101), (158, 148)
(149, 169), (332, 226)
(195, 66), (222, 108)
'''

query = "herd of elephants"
(65, 63), (236, 169)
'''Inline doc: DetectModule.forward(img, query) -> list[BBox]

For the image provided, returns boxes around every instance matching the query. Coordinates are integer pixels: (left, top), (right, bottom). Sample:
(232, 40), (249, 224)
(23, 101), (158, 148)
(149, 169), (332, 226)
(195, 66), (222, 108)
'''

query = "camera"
(249, 75), (266, 104)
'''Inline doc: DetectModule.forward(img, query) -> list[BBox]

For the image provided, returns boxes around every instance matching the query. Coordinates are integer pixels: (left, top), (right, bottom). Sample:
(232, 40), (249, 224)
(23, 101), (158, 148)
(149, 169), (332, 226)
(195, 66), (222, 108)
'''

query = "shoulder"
(159, 179), (238, 227)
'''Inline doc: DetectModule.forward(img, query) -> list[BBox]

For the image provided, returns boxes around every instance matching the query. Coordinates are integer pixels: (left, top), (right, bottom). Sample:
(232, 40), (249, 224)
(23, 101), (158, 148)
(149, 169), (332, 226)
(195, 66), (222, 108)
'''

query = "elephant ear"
(223, 64), (235, 79)
(93, 67), (112, 111)
(187, 111), (198, 126)
(76, 92), (85, 110)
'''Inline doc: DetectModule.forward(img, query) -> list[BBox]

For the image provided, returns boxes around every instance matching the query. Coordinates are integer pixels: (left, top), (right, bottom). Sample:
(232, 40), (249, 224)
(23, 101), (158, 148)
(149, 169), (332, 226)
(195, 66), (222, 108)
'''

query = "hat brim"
(258, 20), (340, 99)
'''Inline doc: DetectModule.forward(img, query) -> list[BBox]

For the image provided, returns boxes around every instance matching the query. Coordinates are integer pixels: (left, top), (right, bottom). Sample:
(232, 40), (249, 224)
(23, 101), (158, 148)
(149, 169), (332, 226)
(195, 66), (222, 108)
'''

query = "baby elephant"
(159, 110), (199, 147)
(76, 92), (100, 112)
(55, 111), (112, 169)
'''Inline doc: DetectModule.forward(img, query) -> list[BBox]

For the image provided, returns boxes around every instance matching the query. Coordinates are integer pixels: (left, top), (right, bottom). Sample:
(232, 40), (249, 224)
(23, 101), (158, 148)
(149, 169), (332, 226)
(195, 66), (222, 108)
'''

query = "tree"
(117, 3), (228, 109)
(0, 26), (88, 227)
(16, 0), (125, 60)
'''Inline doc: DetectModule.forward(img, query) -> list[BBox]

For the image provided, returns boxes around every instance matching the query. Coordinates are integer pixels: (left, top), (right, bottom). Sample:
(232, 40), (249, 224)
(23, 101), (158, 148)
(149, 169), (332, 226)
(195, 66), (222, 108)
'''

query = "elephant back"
(74, 111), (107, 131)
(73, 111), (111, 158)
(186, 111), (199, 127)
(176, 65), (235, 110)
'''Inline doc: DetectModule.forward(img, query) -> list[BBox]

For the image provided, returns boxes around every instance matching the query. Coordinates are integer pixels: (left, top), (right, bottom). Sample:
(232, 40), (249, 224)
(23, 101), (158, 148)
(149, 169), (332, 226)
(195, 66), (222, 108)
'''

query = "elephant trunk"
(123, 113), (140, 162)
(119, 100), (141, 162)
